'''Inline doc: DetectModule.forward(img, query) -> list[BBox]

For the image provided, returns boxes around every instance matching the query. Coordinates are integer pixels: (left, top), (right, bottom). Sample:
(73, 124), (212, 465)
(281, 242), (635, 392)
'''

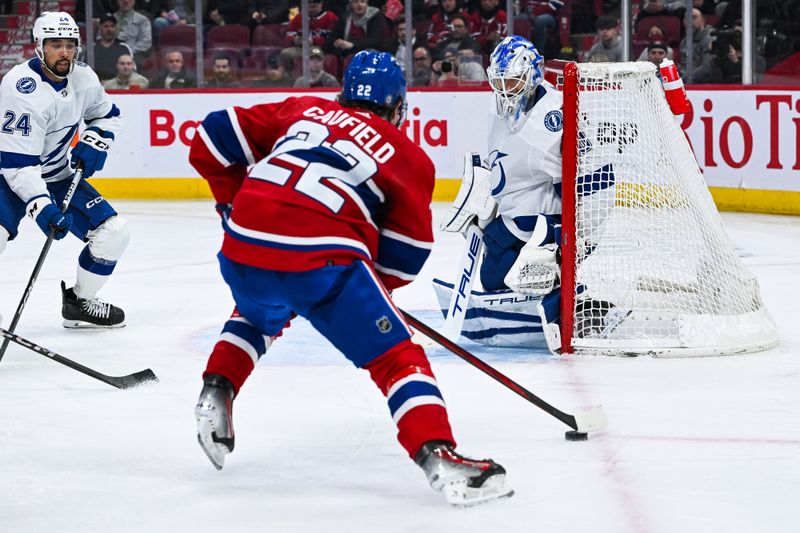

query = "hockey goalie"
(436, 36), (778, 357)
(436, 36), (566, 351)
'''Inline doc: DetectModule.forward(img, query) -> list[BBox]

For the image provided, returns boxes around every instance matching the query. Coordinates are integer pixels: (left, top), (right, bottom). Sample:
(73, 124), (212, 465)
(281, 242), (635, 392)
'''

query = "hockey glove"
(70, 127), (114, 178)
(504, 242), (559, 295)
(441, 152), (497, 234)
(27, 195), (73, 240)
(215, 203), (232, 221)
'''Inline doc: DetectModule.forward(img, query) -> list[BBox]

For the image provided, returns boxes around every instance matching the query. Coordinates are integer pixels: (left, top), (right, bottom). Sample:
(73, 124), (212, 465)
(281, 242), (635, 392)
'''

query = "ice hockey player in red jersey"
(188, 50), (513, 507)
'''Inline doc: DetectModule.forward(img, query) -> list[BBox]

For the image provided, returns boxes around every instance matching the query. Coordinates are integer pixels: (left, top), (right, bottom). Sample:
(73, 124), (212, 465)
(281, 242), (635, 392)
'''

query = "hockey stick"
(0, 326), (158, 389)
(402, 309), (608, 434)
(0, 167), (84, 363)
(440, 223), (484, 342)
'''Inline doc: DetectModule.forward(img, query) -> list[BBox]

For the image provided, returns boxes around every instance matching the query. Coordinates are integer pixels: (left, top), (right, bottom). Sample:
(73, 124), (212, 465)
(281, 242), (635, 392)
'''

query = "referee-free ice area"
(1, 201), (798, 533)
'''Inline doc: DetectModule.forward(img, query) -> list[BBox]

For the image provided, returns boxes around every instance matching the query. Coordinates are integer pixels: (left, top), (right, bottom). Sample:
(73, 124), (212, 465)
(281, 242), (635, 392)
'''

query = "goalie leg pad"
(432, 279), (548, 348)
(537, 290), (562, 354)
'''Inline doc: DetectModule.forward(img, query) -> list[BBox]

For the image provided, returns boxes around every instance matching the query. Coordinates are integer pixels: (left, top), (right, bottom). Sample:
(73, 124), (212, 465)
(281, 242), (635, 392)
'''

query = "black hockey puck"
(565, 430), (588, 441)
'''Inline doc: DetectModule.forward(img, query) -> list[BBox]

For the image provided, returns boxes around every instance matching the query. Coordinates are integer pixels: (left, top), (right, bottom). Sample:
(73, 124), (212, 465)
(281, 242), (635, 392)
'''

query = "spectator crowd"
(70, 0), (798, 89)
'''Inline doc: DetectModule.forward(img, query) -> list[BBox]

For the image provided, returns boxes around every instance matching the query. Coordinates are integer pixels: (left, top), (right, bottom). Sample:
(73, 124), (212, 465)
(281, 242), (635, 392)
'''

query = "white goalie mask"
(486, 36), (544, 131)
(32, 11), (81, 78)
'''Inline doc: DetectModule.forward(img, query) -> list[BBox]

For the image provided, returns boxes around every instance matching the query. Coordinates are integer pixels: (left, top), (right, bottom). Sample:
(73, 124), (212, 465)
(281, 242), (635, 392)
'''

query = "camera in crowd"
(441, 60), (454, 73)
(711, 28), (742, 60)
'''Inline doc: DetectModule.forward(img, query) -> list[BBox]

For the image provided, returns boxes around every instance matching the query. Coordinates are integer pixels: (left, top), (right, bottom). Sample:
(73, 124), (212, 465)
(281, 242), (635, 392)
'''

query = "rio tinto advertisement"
(103, 87), (800, 193)
(681, 88), (799, 192)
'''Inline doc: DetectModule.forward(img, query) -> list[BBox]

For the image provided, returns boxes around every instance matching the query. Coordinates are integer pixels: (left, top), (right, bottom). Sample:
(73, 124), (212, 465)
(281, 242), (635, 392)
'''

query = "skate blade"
(196, 414), (230, 470)
(442, 474), (515, 508)
(62, 319), (127, 329)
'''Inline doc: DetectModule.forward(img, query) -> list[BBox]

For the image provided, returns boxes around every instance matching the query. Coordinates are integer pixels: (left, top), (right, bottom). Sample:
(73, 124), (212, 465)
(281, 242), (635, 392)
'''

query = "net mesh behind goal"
(559, 61), (778, 356)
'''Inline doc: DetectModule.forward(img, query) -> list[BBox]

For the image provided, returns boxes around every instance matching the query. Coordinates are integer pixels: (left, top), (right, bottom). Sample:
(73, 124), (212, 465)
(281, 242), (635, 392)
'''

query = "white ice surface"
(1, 202), (798, 533)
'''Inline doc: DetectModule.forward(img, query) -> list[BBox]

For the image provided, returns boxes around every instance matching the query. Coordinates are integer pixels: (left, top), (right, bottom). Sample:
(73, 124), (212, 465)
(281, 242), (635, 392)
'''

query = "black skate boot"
(195, 373), (235, 470)
(61, 281), (126, 328)
(414, 441), (514, 507)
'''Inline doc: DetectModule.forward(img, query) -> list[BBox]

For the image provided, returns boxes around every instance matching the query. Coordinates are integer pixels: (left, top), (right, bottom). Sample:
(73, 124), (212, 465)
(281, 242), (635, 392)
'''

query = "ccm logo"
(82, 133), (111, 151)
(86, 196), (105, 208)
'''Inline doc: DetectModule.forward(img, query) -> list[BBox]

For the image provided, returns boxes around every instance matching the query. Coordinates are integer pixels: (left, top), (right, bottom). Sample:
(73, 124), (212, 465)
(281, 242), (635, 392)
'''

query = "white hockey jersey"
(0, 58), (121, 203)
(486, 81), (563, 243)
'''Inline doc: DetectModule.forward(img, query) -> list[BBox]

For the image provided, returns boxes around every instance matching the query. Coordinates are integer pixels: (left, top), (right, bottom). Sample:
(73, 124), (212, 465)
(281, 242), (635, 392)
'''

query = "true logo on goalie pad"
(450, 232), (481, 316)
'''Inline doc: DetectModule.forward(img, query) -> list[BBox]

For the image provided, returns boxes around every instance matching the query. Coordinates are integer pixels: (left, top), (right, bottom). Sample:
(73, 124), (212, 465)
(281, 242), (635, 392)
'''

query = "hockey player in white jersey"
(0, 12), (128, 327)
(438, 36), (570, 350)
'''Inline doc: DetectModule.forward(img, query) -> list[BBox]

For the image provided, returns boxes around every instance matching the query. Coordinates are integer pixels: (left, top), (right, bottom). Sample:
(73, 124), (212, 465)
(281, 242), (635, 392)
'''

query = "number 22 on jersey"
(249, 119), (378, 213)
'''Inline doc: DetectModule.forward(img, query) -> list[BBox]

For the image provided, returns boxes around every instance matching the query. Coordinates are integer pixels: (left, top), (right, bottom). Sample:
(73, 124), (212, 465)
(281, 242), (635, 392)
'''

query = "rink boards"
(92, 86), (800, 215)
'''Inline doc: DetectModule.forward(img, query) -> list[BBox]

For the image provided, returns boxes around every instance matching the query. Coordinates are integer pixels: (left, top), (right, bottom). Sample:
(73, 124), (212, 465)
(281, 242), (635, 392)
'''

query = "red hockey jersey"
(468, 9), (507, 53)
(285, 10), (339, 47)
(189, 96), (435, 291)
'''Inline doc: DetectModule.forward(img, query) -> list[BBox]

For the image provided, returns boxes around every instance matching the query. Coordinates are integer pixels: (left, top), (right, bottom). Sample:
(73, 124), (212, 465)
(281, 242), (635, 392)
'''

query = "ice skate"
(195, 374), (235, 470)
(61, 281), (126, 328)
(415, 441), (514, 507)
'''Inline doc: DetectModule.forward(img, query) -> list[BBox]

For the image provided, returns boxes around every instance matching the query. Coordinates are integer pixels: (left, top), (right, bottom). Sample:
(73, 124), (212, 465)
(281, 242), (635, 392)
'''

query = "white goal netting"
(561, 62), (778, 356)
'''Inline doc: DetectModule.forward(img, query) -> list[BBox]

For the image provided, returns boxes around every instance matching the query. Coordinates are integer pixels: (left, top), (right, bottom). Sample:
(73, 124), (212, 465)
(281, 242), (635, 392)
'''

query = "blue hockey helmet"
(487, 36), (544, 125)
(341, 51), (407, 123)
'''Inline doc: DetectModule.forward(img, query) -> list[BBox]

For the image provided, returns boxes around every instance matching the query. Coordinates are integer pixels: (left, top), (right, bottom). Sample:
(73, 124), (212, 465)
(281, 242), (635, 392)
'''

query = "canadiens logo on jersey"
(16, 77), (36, 94)
(544, 110), (563, 132)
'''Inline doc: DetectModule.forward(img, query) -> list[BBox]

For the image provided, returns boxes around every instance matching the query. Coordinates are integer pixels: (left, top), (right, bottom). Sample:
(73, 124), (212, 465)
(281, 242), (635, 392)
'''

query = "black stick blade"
(107, 368), (159, 389)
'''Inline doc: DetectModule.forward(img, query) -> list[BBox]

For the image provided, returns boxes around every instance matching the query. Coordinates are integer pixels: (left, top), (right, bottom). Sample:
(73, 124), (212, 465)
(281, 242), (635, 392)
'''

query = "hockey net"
(556, 61), (778, 356)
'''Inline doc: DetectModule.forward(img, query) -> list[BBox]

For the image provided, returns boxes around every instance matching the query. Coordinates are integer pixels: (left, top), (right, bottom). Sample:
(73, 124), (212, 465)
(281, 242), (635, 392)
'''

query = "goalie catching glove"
(504, 241), (559, 295)
(440, 152), (497, 234)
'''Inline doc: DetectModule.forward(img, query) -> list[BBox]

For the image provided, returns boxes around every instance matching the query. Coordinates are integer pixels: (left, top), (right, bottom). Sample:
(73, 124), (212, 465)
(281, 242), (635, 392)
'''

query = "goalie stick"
(440, 223), (484, 342)
(402, 309), (608, 434)
(0, 167), (84, 363)
(0, 327), (158, 389)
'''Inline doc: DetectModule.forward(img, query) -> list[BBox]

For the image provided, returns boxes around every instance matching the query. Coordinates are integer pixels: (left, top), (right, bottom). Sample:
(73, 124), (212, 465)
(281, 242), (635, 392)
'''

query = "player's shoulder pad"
(1, 62), (35, 91)
(0, 65), (47, 109)
(533, 84), (564, 134)
(68, 62), (103, 88)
